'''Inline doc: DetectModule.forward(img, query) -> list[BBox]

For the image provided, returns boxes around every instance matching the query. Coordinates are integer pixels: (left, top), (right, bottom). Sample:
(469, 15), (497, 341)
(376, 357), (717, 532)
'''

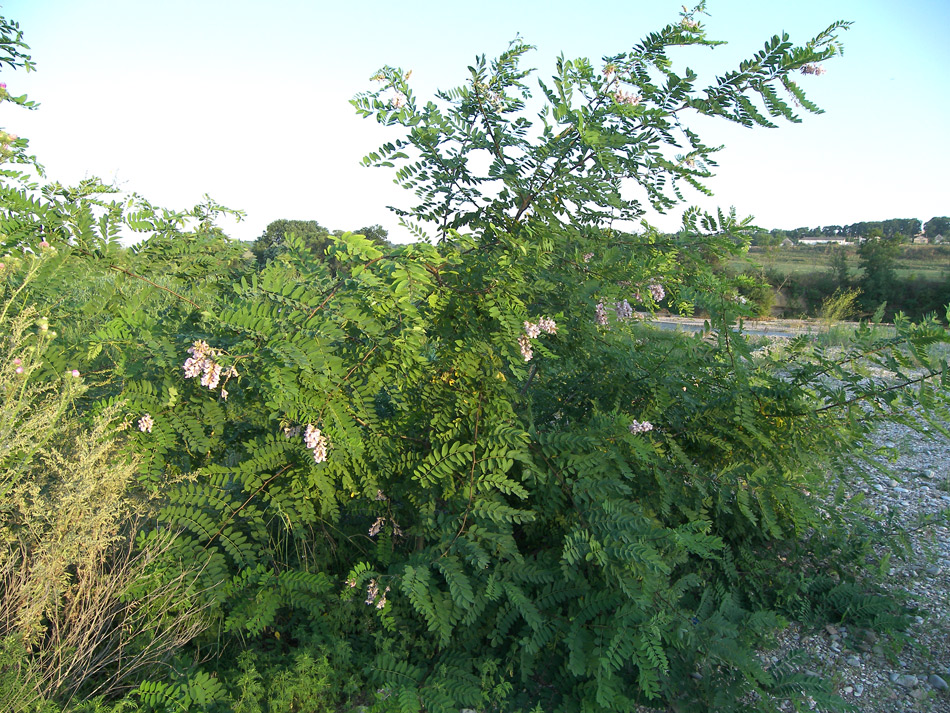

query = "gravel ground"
(768, 418), (950, 712)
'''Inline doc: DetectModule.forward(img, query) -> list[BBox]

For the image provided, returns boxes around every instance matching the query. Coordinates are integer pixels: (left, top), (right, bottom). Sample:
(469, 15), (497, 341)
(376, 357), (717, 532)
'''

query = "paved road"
(645, 315), (841, 339)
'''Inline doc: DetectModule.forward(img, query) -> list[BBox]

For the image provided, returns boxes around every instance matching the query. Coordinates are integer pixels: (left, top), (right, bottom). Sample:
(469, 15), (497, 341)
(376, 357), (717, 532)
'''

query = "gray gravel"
(768, 417), (950, 712)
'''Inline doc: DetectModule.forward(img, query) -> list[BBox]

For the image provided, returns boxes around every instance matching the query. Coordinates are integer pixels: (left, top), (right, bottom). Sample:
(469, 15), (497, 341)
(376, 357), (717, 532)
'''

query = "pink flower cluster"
(519, 317), (557, 362)
(369, 516), (386, 537)
(801, 64), (826, 76)
(183, 341), (220, 387)
(596, 280), (665, 327)
(304, 424), (329, 463)
(614, 299), (633, 321)
(138, 413), (154, 433)
(182, 341), (236, 398)
(365, 578), (390, 609)
(628, 420), (654, 434)
(613, 90), (642, 106)
(0, 130), (17, 157)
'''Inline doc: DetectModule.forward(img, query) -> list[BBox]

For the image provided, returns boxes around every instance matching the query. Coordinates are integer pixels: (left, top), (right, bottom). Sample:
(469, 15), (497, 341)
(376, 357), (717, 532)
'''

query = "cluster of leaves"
(1, 5), (949, 713)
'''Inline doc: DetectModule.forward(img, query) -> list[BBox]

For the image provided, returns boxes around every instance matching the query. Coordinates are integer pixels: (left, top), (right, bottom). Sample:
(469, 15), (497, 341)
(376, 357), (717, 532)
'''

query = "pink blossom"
(15, 366), (23, 374)
(303, 424), (329, 463)
(524, 321), (541, 339)
(70, 369), (80, 378)
(138, 414), (154, 433)
(12, 358), (21, 366)
(648, 282), (665, 302)
(39, 241), (50, 249)
(801, 64), (826, 76)
(538, 317), (557, 335)
(614, 299), (633, 321)
(595, 301), (609, 327)
(518, 334), (533, 362)
(629, 420), (654, 434)
(613, 90), (641, 106)
(368, 517), (386, 537)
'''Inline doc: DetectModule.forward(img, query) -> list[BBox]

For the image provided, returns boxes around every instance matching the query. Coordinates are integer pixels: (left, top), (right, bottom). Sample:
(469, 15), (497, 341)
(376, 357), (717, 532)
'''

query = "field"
(733, 243), (950, 281)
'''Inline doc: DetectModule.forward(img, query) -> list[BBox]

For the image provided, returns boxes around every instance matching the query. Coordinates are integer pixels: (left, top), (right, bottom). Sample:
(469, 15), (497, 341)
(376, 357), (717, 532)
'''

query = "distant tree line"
(749, 216), (949, 246)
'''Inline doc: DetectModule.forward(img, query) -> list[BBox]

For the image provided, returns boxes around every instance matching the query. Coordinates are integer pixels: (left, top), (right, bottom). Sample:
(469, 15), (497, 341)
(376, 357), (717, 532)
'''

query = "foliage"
(829, 246), (849, 288)
(251, 219), (391, 270)
(924, 216), (950, 239)
(0, 296), (211, 711)
(1, 5), (949, 713)
(819, 287), (861, 325)
(858, 232), (900, 314)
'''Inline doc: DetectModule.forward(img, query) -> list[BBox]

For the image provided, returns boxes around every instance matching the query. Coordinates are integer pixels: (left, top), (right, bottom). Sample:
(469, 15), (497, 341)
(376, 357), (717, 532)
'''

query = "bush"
(1, 6), (949, 713)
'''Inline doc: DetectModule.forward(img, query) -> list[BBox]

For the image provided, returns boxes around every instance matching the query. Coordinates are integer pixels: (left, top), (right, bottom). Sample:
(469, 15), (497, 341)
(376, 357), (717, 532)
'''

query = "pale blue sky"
(2, 0), (948, 242)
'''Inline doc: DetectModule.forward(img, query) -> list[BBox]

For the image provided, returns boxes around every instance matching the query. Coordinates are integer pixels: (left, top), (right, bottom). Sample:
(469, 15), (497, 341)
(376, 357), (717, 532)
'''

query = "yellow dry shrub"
(0, 307), (211, 710)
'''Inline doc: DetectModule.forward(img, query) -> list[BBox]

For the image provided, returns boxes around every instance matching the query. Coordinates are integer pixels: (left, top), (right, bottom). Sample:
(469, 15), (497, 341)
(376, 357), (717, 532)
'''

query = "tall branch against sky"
(3, 0), (948, 242)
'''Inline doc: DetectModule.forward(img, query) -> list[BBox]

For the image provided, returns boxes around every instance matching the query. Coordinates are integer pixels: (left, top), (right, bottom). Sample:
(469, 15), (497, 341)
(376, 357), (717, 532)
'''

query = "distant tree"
(251, 219), (332, 265)
(924, 216), (950, 238)
(750, 230), (779, 247)
(858, 229), (899, 312)
(353, 224), (392, 249)
(880, 218), (920, 239)
(829, 246), (850, 287)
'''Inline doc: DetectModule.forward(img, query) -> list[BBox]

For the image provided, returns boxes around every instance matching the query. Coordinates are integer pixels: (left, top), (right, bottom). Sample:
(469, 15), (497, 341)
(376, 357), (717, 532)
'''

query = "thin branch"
(815, 366), (948, 413)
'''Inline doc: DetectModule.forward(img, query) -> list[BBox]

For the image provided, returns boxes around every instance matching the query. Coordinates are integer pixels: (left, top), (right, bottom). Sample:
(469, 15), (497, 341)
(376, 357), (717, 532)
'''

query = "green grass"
(735, 245), (950, 281)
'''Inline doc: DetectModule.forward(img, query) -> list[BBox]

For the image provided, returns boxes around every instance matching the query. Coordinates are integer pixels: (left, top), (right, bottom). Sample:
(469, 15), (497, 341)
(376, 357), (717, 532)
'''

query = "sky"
(2, 0), (948, 243)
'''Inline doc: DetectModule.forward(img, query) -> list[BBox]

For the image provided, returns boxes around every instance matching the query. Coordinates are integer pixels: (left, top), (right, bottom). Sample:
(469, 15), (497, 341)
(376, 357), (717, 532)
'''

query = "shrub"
(1, 5), (948, 713)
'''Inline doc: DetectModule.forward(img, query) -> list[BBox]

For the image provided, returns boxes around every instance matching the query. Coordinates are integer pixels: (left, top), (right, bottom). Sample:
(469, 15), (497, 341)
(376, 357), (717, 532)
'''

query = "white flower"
(137, 414), (154, 433)
(524, 321), (541, 339)
(614, 299), (633, 321)
(518, 334), (533, 362)
(200, 362), (222, 389)
(538, 317), (557, 335)
(595, 301), (609, 327)
(629, 420), (654, 434)
(303, 424), (330, 463)
(368, 517), (386, 537)
(613, 90), (641, 106)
